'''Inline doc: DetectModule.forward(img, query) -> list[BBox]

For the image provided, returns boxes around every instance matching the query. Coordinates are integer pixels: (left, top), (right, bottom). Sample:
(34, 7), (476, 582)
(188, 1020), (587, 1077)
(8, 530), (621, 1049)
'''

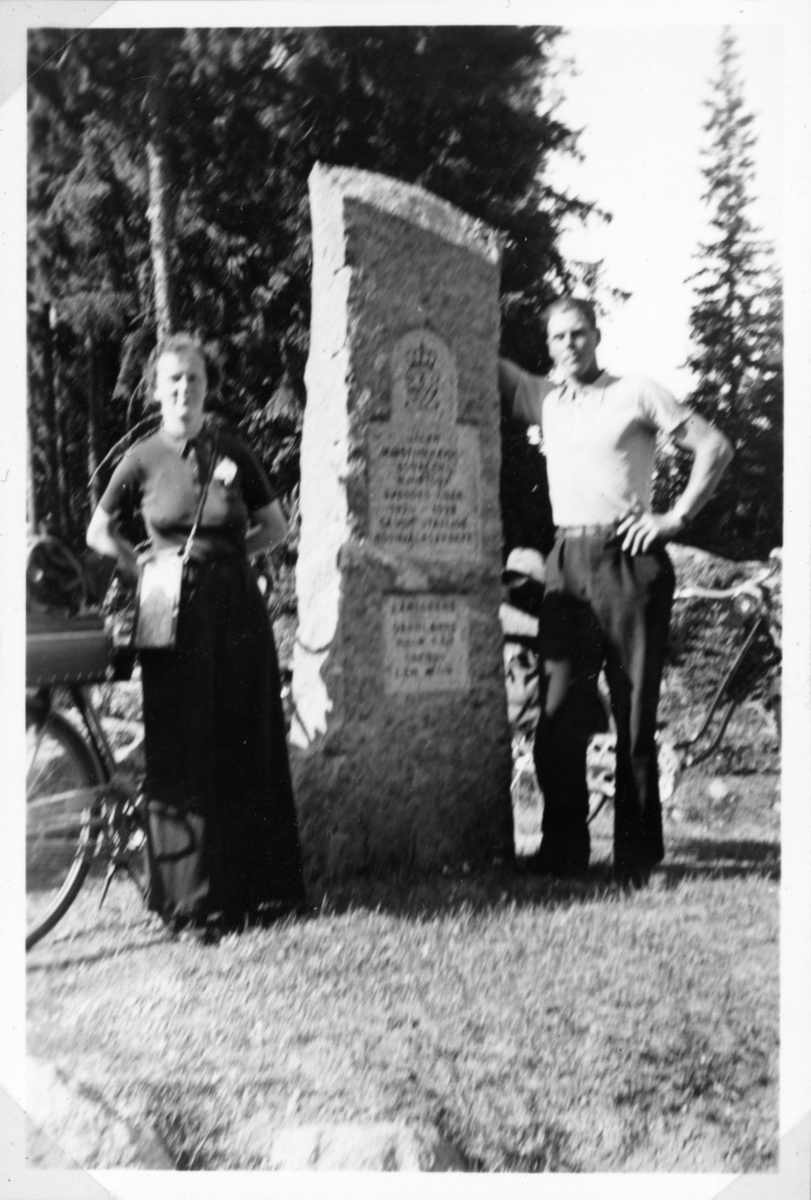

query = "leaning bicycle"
(668, 554), (781, 766)
(25, 607), (148, 951)
(586, 553), (781, 821)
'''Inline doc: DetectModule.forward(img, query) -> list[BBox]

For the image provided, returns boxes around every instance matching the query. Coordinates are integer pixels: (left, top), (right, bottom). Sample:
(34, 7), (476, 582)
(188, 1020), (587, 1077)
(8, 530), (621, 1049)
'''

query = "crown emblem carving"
(404, 341), (441, 413)
(406, 342), (437, 372)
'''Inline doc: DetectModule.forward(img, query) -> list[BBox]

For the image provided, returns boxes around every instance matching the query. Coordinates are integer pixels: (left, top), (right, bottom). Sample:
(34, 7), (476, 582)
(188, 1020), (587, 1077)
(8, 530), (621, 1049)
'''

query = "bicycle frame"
(68, 685), (121, 785)
(671, 566), (780, 766)
(30, 684), (115, 787)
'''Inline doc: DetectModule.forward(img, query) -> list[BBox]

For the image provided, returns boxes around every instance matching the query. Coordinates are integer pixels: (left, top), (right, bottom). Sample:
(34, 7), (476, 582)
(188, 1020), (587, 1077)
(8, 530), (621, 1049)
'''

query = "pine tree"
(659, 28), (782, 560)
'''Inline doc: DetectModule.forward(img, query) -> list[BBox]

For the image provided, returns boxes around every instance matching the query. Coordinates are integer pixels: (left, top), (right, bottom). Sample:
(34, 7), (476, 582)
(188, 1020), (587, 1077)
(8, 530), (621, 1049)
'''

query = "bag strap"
(181, 430), (219, 567)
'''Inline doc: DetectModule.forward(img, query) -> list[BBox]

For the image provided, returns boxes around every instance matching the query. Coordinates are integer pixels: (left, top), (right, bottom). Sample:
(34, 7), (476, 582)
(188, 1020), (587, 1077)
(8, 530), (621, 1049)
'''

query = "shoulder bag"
(133, 433), (219, 651)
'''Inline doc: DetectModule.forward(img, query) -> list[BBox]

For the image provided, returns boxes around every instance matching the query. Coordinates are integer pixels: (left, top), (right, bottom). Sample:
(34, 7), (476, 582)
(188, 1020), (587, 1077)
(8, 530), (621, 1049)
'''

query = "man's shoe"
(525, 851), (589, 879)
(615, 864), (652, 890)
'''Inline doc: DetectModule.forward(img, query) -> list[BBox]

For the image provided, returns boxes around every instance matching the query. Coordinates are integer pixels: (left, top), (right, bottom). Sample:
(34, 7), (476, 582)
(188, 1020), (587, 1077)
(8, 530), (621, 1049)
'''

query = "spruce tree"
(660, 28), (782, 560)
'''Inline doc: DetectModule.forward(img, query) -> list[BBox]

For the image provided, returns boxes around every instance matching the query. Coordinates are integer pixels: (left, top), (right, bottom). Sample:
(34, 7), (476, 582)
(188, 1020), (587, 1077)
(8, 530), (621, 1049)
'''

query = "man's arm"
(618, 413), (734, 555)
(498, 358), (524, 414)
(498, 357), (554, 427)
(245, 500), (288, 559)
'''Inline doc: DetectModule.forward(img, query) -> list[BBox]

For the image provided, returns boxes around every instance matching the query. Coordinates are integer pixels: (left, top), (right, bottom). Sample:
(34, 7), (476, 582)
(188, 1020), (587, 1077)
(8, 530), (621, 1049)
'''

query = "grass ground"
(26, 770), (778, 1173)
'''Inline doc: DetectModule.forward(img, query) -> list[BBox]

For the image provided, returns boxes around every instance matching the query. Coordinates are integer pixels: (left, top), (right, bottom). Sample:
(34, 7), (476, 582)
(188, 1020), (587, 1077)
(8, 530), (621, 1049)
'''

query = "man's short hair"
(541, 296), (598, 332)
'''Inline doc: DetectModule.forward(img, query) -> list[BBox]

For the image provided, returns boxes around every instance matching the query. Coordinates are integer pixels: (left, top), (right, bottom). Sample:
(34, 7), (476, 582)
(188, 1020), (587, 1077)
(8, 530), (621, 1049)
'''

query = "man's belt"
(557, 523), (619, 538)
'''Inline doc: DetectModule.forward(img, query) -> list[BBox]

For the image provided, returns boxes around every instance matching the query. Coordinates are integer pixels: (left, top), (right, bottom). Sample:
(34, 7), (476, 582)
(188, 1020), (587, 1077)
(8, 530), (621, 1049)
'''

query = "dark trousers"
(533, 530), (675, 875)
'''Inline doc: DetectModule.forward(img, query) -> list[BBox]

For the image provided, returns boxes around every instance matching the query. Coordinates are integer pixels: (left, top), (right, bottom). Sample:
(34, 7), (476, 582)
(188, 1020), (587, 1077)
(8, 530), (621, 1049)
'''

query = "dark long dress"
(99, 427), (305, 926)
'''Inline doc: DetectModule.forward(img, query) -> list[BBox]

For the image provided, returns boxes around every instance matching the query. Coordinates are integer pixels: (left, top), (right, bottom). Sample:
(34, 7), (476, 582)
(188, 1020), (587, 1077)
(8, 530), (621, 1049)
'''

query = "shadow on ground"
(26, 930), (170, 972)
(665, 836), (780, 876)
(303, 834), (780, 920)
(25, 832), (779, 965)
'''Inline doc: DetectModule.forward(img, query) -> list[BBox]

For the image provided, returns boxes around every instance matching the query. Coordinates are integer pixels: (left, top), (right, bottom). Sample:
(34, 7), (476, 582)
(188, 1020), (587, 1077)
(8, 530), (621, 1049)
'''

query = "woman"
(87, 333), (305, 936)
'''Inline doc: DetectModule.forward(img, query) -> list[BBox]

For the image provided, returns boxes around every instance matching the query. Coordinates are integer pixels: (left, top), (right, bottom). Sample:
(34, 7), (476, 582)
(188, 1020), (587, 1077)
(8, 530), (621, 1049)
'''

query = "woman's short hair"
(541, 296), (598, 332)
(144, 332), (221, 398)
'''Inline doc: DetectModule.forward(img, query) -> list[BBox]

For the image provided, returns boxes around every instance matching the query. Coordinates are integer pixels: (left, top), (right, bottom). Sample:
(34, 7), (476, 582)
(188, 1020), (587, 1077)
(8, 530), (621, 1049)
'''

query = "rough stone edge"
(267, 1121), (468, 1171)
(292, 168), (354, 747)
(26, 1056), (175, 1170)
(309, 162), (503, 265)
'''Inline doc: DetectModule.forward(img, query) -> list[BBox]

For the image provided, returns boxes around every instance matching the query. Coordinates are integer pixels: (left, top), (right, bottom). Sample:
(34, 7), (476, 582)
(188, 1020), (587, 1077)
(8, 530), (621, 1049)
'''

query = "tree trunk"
(145, 35), (178, 339)
(86, 335), (102, 512)
(39, 305), (71, 532)
(26, 377), (39, 536)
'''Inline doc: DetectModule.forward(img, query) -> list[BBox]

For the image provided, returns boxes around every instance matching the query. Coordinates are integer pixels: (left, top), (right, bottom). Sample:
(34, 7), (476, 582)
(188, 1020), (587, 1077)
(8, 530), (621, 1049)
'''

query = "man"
(499, 297), (733, 885)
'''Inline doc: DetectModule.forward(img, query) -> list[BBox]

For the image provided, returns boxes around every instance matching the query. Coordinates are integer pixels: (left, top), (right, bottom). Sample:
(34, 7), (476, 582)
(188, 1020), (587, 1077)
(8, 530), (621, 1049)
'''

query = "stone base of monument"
(291, 165), (514, 882)
(289, 545), (514, 880)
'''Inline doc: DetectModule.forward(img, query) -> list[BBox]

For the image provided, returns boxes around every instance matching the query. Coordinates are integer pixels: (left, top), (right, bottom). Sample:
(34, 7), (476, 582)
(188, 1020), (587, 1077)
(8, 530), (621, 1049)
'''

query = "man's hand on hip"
(617, 498), (685, 555)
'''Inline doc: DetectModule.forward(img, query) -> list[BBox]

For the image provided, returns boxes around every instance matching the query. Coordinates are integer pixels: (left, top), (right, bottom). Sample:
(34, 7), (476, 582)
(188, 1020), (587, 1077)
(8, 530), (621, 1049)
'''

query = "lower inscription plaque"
(384, 595), (470, 694)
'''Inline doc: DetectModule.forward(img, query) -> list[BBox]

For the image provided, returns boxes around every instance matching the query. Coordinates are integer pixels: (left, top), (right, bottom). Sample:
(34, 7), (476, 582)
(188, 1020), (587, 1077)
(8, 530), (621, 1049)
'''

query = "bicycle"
(667, 553), (781, 767)
(25, 614), (148, 951)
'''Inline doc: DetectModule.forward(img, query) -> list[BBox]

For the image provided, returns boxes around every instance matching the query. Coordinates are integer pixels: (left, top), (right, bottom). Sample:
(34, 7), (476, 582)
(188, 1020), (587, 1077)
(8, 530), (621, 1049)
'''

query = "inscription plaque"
(384, 595), (470, 694)
(369, 330), (481, 559)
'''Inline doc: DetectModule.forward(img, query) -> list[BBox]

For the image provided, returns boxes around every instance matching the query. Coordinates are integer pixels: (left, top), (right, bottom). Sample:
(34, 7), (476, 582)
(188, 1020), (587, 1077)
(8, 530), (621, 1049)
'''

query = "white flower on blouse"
(213, 456), (238, 487)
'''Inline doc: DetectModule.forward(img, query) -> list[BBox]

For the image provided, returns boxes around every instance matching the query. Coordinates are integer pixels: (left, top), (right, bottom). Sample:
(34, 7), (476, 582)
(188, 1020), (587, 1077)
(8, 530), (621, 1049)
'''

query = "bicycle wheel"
(26, 705), (105, 949)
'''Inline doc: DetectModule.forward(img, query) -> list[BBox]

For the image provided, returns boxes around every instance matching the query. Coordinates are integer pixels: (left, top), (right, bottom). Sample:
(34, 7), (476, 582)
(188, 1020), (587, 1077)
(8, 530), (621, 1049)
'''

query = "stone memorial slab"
(290, 164), (513, 879)
(384, 595), (469, 695)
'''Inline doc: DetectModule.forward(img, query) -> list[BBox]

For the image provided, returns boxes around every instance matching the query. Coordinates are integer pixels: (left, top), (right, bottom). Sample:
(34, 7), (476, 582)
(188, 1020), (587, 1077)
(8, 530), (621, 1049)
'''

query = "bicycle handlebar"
(674, 561), (779, 604)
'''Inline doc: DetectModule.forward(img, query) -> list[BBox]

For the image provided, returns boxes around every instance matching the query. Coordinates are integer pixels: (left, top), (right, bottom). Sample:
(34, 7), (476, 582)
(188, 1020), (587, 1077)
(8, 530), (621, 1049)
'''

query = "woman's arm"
(86, 504), (141, 580)
(245, 500), (288, 559)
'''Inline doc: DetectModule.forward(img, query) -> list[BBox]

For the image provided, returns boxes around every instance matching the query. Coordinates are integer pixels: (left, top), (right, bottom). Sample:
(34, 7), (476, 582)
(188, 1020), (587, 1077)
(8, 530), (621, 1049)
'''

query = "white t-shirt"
(513, 369), (691, 527)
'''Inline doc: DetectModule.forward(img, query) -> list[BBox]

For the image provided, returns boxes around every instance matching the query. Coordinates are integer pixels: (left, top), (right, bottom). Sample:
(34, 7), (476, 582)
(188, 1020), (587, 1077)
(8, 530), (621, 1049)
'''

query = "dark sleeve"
(228, 437), (276, 512)
(99, 448), (142, 519)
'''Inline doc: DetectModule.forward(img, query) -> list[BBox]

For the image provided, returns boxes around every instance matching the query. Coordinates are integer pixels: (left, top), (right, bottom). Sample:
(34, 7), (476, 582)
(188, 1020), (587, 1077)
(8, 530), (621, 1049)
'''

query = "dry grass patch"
(27, 826), (778, 1172)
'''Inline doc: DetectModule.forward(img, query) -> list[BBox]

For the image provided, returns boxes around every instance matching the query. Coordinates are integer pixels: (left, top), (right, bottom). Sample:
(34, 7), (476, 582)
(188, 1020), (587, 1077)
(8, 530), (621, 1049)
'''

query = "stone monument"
(290, 164), (513, 879)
